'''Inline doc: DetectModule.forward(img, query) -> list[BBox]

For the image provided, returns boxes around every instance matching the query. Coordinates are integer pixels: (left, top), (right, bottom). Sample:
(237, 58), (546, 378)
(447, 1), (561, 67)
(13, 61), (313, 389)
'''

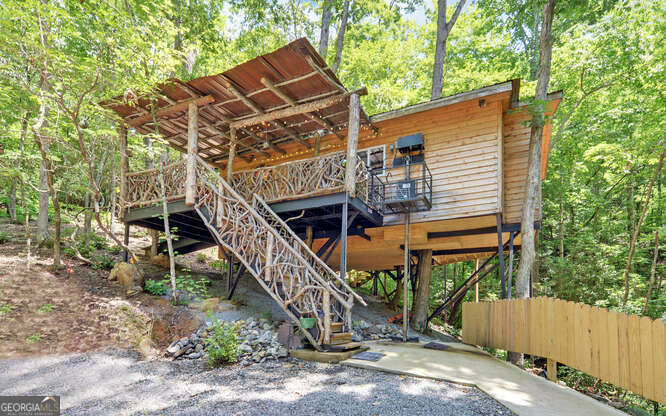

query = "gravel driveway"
(1, 348), (512, 415)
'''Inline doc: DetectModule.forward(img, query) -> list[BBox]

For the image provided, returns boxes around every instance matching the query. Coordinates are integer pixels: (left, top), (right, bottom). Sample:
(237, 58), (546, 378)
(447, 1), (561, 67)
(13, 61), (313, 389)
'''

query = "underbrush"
(205, 320), (239, 367)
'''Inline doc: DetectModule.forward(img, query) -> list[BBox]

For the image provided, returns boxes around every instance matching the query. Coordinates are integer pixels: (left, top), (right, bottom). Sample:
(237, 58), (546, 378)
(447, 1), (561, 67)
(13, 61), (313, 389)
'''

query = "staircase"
(192, 156), (365, 351)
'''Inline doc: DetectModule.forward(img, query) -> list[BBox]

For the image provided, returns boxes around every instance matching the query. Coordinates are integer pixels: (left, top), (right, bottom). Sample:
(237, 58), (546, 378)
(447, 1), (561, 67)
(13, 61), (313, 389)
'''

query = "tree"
(411, 249), (433, 332)
(430, 0), (466, 99)
(332, 0), (351, 73)
(515, 0), (556, 298)
(319, 0), (333, 58)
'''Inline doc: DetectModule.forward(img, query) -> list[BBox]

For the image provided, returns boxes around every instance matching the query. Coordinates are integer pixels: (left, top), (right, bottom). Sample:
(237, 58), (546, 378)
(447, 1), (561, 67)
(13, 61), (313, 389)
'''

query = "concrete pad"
(290, 346), (368, 364)
(342, 341), (624, 416)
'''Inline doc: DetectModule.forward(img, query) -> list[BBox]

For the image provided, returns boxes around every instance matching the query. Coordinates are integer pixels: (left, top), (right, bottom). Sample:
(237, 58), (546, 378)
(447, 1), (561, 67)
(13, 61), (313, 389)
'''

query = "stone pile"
(165, 317), (288, 363)
(352, 320), (402, 341)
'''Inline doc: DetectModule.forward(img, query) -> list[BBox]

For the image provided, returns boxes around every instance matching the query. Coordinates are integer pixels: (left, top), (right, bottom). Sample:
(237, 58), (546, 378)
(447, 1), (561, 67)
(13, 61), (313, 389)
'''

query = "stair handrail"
(252, 194), (367, 307)
(194, 155), (355, 311)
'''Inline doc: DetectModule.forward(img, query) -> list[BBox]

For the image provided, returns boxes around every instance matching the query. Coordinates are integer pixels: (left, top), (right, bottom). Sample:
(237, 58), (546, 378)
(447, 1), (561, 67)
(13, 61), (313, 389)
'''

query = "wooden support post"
(372, 271), (378, 296)
(123, 223), (130, 263)
(339, 195), (348, 284)
(474, 258), (480, 302)
(547, 358), (557, 382)
(497, 213), (506, 299)
(225, 255), (233, 294)
(345, 93), (360, 198)
(322, 290), (331, 345)
(305, 134), (321, 248)
(403, 211), (410, 341)
(227, 128), (237, 183)
(185, 102), (198, 206)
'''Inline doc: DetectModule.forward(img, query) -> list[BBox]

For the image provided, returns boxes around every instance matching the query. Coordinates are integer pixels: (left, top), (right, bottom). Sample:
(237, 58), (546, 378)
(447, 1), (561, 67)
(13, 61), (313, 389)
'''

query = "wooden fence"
(462, 297), (665, 404)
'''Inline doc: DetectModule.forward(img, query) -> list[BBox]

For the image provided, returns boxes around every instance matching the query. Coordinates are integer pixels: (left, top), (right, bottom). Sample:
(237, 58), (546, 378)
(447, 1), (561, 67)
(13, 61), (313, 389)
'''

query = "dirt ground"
(0, 218), (216, 358)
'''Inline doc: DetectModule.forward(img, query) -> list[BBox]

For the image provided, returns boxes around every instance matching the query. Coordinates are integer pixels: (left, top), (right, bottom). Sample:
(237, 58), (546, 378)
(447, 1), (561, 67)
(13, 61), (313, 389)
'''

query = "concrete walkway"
(343, 341), (625, 416)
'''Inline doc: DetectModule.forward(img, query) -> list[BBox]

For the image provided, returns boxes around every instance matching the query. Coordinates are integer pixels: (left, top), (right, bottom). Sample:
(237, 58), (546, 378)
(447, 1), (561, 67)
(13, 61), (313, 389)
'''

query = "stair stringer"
(192, 156), (364, 350)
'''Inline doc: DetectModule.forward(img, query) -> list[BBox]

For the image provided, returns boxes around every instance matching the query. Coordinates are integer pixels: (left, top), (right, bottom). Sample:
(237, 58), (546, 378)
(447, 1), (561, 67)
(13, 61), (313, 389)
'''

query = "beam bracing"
(496, 213), (506, 299)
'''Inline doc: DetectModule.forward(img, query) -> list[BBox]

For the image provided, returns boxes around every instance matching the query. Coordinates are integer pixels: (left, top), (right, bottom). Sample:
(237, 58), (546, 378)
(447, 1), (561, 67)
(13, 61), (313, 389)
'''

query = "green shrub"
(196, 252), (208, 263)
(170, 273), (211, 300)
(145, 279), (167, 296)
(108, 245), (122, 255)
(205, 320), (239, 366)
(210, 259), (228, 273)
(91, 255), (114, 270)
(0, 304), (11, 316)
(26, 333), (42, 343)
(0, 231), (11, 244)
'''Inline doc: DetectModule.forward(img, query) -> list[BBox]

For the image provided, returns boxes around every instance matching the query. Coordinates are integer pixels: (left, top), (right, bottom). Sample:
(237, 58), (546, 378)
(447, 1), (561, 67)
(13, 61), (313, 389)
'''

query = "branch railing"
(122, 159), (187, 209)
(231, 150), (372, 207)
(193, 155), (365, 349)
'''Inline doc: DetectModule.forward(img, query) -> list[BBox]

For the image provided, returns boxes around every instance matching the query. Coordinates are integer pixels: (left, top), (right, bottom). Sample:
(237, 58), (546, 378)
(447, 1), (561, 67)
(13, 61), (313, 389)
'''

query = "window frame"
(357, 144), (386, 175)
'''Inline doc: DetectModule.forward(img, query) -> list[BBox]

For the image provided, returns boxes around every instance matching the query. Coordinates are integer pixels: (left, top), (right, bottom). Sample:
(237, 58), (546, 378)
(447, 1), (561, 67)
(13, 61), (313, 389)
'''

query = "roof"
(102, 38), (372, 165)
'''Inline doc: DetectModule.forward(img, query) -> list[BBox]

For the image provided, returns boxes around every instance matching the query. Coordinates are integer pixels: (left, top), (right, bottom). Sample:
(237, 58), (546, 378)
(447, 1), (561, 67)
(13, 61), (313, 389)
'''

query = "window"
(357, 145), (385, 174)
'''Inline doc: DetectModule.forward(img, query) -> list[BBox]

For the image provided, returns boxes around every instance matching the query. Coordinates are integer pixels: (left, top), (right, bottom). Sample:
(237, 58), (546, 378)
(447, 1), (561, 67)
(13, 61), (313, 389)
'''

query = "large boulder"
(151, 254), (170, 269)
(108, 262), (143, 287)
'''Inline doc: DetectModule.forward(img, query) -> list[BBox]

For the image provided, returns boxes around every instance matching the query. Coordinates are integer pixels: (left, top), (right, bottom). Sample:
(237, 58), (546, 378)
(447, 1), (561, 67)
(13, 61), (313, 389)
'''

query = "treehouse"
(103, 38), (561, 351)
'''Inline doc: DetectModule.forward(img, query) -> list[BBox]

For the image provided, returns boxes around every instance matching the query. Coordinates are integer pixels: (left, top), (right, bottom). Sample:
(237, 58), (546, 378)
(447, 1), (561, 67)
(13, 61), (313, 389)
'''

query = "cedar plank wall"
(234, 91), (510, 226)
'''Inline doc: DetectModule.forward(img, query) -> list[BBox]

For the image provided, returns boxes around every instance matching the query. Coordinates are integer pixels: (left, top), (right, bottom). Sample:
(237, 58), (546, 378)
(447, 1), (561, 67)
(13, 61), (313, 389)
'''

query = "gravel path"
(1, 348), (512, 415)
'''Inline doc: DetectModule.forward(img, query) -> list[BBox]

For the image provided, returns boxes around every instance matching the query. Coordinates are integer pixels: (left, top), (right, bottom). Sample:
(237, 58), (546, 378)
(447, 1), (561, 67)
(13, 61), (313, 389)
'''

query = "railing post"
(118, 125), (130, 262)
(185, 102), (199, 206)
(345, 93), (360, 198)
(323, 290), (331, 345)
(265, 233), (273, 283)
(227, 127), (236, 184)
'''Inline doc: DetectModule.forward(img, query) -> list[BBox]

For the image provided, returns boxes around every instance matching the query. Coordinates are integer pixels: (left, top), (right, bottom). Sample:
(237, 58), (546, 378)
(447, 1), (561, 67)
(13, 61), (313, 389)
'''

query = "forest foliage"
(0, 0), (663, 320)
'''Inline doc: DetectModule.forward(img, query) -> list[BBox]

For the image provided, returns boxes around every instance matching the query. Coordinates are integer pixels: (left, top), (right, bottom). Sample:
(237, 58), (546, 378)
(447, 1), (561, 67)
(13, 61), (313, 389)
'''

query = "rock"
(239, 343), (252, 354)
(137, 337), (157, 359)
(262, 323), (271, 330)
(277, 347), (288, 358)
(108, 262), (143, 287)
(151, 254), (170, 268)
(195, 343), (204, 353)
(185, 352), (202, 359)
(167, 340), (181, 355)
(173, 345), (189, 358)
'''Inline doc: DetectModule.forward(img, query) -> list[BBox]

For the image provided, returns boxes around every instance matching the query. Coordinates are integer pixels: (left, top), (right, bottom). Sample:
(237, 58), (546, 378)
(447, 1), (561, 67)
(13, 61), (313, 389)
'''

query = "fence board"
(461, 297), (665, 404)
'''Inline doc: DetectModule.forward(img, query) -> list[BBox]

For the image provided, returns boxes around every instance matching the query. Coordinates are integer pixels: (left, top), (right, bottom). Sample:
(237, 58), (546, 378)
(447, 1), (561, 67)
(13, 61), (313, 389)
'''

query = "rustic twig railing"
(231, 150), (371, 206)
(123, 159), (187, 209)
(193, 155), (365, 350)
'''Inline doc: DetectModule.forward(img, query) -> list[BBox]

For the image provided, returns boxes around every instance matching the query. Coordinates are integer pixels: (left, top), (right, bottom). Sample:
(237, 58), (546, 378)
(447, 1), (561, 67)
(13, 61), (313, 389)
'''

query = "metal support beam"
(227, 262), (246, 300)
(403, 211), (410, 341)
(123, 223), (130, 262)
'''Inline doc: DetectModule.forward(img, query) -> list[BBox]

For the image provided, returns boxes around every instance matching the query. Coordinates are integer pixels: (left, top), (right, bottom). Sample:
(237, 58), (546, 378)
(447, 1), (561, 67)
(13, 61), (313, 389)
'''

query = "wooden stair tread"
(330, 322), (344, 332)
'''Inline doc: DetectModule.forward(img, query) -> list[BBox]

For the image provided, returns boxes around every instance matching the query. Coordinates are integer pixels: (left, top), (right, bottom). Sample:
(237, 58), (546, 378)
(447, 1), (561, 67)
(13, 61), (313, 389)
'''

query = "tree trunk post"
(227, 128), (237, 183)
(547, 358), (557, 382)
(411, 249), (433, 332)
(185, 102), (199, 206)
(322, 290), (331, 345)
(345, 93), (360, 198)
(474, 258), (480, 302)
(305, 134), (322, 248)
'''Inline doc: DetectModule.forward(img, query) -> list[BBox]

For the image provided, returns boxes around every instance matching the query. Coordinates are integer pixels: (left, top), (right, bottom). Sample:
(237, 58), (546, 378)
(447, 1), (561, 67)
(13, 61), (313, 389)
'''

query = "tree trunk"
(159, 147), (177, 303)
(34, 124), (61, 267)
(515, 0), (555, 299)
(84, 190), (92, 236)
(331, 0), (350, 73)
(622, 150), (664, 305)
(411, 249), (433, 332)
(9, 183), (17, 223)
(319, 0), (333, 59)
(388, 273), (402, 310)
(430, 0), (466, 100)
(144, 137), (159, 256)
(642, 230), (659, 315)
(37, 147), (50, 244)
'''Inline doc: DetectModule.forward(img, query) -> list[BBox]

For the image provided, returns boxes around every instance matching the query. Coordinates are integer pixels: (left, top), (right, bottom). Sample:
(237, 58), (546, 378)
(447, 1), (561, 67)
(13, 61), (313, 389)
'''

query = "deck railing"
(123, 159), (187, 209)
(231, 150), (371, 206)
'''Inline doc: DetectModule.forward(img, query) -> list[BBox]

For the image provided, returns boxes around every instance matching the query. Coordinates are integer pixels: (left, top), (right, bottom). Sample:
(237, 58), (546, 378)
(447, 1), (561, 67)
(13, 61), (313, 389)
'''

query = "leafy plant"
(37, 304), (53, 314)
(210, 259), (228, 273)
(108, 245), (122, 255)
(205, 320), (239, 367)
(91, 255), (114, 270)
(0, 304), (11, 316)
(196, 252), (208, 263)
(145, 279), (167, 296)
(0, 231), (11, 244)
(167, 272), (211, 301)
(26, 333), (41, 343)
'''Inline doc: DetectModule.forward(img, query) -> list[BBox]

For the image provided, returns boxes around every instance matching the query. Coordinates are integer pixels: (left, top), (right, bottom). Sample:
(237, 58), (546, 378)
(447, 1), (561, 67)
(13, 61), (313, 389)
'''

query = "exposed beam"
(230, 87), (367, 130)
(260, 77), (344, 141)
(126, 95), (214, 127)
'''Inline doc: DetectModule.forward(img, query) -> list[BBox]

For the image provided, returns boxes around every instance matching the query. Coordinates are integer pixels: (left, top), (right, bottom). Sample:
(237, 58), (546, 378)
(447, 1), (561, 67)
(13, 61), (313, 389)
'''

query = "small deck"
(121, 150), (385, 258)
